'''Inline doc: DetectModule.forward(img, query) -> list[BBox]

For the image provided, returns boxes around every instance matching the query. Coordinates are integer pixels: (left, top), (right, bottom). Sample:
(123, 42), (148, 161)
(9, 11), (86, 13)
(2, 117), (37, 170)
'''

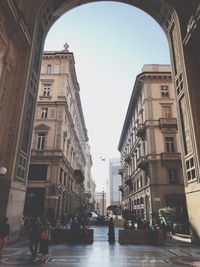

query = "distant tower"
(107, 158), (122, 208)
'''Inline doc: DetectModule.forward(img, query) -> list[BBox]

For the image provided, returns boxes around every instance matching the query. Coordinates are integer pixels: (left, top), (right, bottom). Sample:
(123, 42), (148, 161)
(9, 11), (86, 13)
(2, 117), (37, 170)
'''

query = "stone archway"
(0, 0), (200, 243)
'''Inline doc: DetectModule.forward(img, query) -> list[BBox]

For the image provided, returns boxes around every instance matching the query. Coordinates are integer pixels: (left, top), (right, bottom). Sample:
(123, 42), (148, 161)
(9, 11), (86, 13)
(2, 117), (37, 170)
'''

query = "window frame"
(168, 168), (179, 184)
(162, 105), (172, 118)
(43, 83), (51, 96)
(165, 136), (175, 153)
(161, 85), (169, 98)
(41, 107), (48, 119)
(47, 64), (52, 74)
(37, 132), (46, 150)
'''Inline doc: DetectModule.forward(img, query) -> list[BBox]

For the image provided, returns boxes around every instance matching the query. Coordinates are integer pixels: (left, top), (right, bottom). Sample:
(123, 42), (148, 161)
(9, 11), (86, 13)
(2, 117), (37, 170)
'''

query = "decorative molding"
(34, 123), (50, 131)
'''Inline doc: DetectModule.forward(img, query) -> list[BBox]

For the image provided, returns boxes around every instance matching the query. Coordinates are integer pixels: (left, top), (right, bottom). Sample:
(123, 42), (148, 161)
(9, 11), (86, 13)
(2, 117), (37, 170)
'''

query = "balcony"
(84, 190), (91, 198)
(119, 185), (123, 192)
(118, 169), (123, 176)
(161, 152), (181, 161)
(136, 123), (146, 138)
(137, 156), (148, 170)
(125, 176), (132, 185)
(124, 154), (132, 164)
(159, 118), (177, 129)
(74, 169), (84, 184)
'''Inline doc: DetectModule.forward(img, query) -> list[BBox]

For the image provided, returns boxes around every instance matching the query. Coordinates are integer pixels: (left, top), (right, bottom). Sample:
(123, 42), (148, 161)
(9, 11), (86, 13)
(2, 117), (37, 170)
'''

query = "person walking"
(70, 216), (81, 243)
(0, 217), (10, 259)
(108, 217), (115, 244)
(39, 222), (51, 263)
(29, 218), (41, 259)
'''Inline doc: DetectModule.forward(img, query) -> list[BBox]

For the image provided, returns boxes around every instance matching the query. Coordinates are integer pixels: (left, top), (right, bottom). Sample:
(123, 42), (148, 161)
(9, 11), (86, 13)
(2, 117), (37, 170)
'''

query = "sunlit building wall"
(118, 64), (188, 225)
(24, 45), (92, 220)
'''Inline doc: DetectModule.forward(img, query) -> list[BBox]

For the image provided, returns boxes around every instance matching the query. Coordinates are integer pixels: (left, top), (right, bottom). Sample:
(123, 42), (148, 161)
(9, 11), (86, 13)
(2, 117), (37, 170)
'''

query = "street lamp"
(102, 190), (104, 216)
(0, 167), (7, 175)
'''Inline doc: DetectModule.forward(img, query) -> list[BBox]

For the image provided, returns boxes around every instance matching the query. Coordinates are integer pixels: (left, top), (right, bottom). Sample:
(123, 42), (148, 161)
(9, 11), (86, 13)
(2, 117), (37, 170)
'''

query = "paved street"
(0, 226), (200, 266)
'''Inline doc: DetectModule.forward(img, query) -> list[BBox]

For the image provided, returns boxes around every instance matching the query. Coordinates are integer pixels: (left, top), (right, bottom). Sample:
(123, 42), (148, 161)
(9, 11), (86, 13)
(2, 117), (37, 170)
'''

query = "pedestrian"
(0, 217), (9, 259)
(108, 217), (115, 244)
(29, 218), (41, 259)
(70, 216), (80, 243)
(39, 222), (51, 263)
(159, 217), (168, 241)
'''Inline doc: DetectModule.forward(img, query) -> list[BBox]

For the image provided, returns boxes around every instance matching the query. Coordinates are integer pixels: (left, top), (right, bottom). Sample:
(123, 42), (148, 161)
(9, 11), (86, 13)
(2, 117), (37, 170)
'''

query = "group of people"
(0, 216), (51, 263)
(70, 215), (116, 244)
(28, 217), (51, 262)
(0, 214), (117, 261)
(124, 216), (171, 241)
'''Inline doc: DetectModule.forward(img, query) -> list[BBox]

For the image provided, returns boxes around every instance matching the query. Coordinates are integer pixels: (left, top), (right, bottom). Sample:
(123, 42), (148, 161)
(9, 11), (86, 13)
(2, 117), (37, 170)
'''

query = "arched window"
(47, 64), (52, 74)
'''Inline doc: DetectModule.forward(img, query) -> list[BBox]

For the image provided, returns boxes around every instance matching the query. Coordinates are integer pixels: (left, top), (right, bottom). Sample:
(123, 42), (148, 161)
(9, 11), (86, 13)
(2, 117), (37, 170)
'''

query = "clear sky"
(44, 1), (170, 192)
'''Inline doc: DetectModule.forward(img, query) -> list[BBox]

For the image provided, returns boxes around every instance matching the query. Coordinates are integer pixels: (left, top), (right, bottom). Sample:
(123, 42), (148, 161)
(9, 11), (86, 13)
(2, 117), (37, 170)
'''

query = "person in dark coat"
(70, 216), (81, 243)
(29, 218), (41, 259)
(108, 217), (115, 244)
(39, 223), (51, 262)
(0, 217), (9, 258)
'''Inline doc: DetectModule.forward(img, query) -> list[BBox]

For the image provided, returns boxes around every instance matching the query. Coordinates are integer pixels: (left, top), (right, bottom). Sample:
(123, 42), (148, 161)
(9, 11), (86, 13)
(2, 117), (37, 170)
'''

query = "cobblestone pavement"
(0, 226), (200, 267)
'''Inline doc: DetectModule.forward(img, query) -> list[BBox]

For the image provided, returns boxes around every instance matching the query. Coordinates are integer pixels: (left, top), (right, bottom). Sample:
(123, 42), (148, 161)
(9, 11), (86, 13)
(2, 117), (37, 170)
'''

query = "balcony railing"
(159, 118), (177, 129)
(125, 176), (132, 185)
(136, 123), (146, 138)
(137, 156), (148, 170)
(119, 185), (123, 192)
(31, 149), (63, 157)
(161, 152), (181, 160)
(118, 169), (123, 176)
(124, 154), (131, 164)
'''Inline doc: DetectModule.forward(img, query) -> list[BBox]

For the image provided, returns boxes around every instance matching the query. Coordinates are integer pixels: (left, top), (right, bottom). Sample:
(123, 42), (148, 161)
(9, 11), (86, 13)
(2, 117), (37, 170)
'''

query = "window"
(43, 83), (51, 96)
(41, 108), (48, 119)
(162, 105), (172, 118)
(28, 164), (48, 181)
(17, 154), (27, 180)
(165, 137), (175, 152)
(161, 85), (169, 97)
(136, 179), (139, 191)
(168, 169), (179, 184)
(140, 176), (143, 188)
(186, 157), (196, 181)
(47, 64), (52, 74)
(37, 132), (46, 150)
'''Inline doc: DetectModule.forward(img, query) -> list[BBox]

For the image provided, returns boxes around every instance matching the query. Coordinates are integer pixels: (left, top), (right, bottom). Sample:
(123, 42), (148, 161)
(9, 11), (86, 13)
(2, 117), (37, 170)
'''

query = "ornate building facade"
(24, 47), (95, 221)
(0, 0), (200, 242)
(118, 64), (187, 226)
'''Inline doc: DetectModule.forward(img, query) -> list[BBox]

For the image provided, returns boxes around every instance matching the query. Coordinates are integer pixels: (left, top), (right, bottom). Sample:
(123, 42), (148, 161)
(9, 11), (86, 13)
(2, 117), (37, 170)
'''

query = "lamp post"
(102, 190), (104, 216)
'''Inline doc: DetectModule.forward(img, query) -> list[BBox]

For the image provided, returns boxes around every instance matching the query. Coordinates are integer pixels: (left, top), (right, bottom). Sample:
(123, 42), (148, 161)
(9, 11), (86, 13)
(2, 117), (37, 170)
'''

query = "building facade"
(118, 64), (187, 225)
(96, 191), (106, 216)
(107, 158), (122, 209)
(83, 143), (96, 214)
(24, 46), (94, 221)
